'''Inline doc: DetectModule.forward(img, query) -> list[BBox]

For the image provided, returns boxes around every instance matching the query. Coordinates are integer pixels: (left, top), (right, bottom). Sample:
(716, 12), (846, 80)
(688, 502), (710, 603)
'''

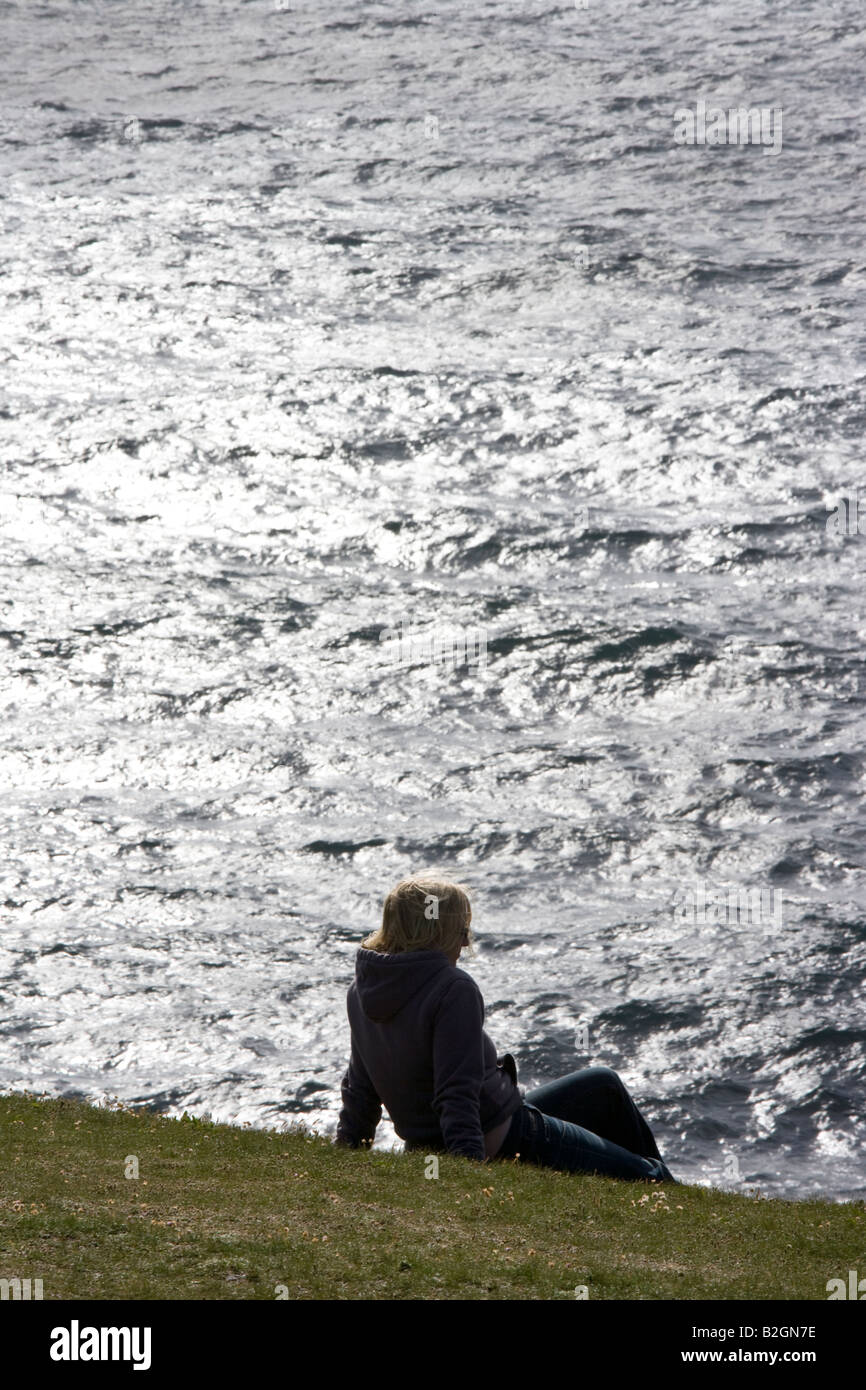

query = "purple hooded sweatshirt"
(335, 947), (523, 1161)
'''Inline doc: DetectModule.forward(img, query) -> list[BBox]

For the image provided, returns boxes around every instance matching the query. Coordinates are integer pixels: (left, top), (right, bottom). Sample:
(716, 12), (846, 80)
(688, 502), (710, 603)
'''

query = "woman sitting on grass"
(335, 876), (677, 1183)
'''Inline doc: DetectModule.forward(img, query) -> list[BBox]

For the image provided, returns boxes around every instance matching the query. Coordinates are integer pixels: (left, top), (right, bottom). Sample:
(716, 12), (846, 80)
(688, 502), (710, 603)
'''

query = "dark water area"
(1, 0), (864, 1200)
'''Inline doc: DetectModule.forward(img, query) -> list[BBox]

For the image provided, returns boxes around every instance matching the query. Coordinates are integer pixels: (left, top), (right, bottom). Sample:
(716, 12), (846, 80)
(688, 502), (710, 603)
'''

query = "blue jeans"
(495, 1066), (677, 1183)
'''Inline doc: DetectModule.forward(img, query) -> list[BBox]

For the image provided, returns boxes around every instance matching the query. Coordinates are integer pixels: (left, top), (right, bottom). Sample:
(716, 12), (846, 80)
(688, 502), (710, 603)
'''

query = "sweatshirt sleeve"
(431, 975), (486, 1161)
(335, 1038), (382, 1149)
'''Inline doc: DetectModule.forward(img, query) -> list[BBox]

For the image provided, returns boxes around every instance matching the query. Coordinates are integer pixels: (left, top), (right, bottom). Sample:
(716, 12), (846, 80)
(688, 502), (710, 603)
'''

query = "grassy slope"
(0, 1092), (862, 1300)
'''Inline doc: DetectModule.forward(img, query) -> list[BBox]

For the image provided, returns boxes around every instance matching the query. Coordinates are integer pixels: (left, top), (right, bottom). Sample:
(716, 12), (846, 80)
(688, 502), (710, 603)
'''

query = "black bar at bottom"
(6, 1298), (858, 1375)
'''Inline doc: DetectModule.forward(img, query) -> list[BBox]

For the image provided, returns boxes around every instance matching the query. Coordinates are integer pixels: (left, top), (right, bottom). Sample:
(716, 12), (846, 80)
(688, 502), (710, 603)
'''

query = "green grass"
(0, 1091), (862, 1300)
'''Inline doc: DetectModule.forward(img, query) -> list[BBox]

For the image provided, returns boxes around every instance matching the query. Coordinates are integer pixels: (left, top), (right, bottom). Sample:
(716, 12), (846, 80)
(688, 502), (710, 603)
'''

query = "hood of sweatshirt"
(354, 946), (454, 1022)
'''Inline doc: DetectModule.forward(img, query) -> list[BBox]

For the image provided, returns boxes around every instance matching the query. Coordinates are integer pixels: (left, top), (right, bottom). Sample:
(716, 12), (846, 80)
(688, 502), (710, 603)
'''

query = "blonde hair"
(363, 875), (475, 958)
